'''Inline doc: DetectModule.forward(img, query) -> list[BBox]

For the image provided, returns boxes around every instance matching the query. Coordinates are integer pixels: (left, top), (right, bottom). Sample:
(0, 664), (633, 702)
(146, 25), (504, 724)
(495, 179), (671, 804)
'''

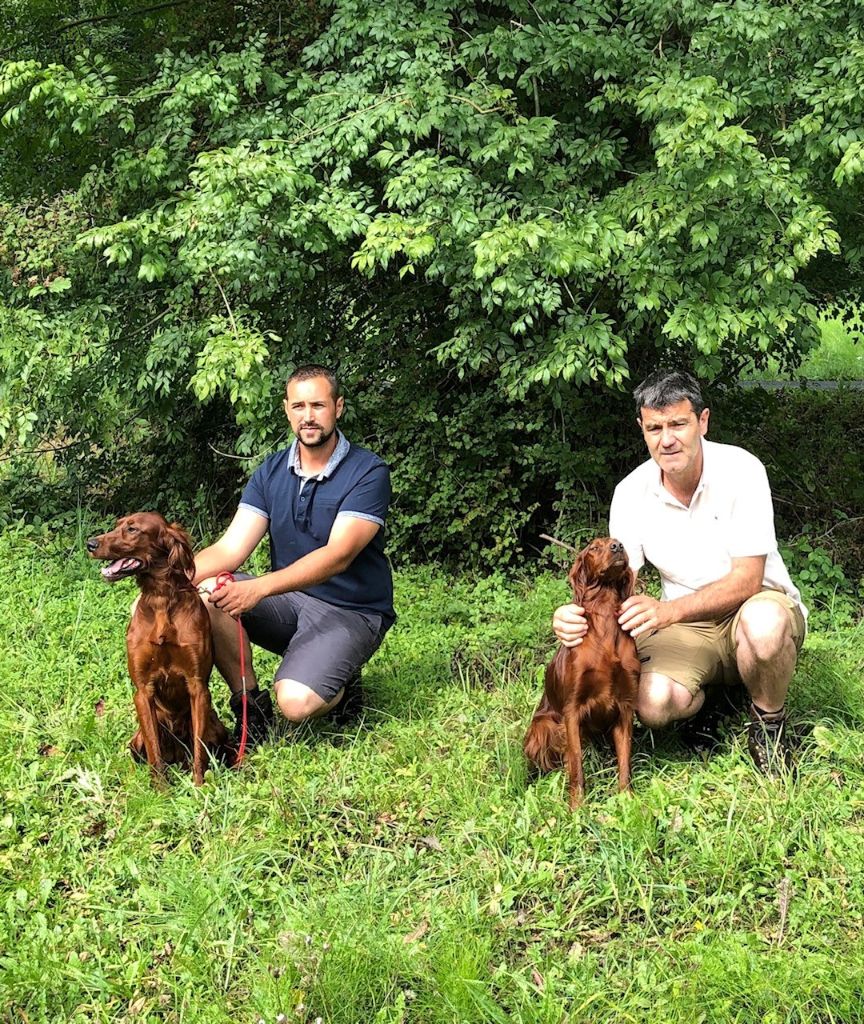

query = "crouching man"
(193, 364), (395, 744)
(553, 370), (806, 774)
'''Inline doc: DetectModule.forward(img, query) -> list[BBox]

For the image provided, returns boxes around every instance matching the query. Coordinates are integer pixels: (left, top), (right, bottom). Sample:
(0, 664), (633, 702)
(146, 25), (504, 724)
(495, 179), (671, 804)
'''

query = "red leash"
(213, 572), (248, 768)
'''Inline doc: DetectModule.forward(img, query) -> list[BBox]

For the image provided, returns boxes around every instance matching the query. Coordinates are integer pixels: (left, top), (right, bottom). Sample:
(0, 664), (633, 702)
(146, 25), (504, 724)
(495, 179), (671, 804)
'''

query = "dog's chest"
(146, 627), (177, 648)
(136, 635), (205, 673)
(127, 602), (210, 686)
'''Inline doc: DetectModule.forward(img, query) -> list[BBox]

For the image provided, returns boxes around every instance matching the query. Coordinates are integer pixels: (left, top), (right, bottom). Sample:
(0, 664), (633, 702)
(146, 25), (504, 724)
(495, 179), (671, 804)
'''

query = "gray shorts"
(234, 575), (387, 702)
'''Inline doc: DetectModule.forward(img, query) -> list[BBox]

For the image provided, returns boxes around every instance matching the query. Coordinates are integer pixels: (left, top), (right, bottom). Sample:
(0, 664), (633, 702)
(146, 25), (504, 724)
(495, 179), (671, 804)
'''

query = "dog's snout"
(610, 540), (623, 554)
(86, 537), (100, 553)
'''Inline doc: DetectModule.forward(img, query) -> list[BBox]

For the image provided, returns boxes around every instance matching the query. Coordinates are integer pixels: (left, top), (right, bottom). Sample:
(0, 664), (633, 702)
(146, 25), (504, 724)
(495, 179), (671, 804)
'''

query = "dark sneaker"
(747, 707), (794, 776)
(679, 685), (746, 754)
(230, 686), (274, 749)
(330, 671), (364, 724)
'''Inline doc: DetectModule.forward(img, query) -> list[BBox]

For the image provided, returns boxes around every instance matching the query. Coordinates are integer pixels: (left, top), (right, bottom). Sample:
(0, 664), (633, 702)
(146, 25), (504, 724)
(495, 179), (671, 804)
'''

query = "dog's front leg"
(133, 685), (167, 788)
(188, 678), (211, 786)
(611, 711), (634, 793)
(563, 702), (585, 810)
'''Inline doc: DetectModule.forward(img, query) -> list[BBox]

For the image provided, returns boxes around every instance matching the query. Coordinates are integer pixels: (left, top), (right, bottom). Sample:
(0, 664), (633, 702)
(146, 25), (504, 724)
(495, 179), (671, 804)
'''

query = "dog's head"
(568, 537), (635, 605)
(86, 512), (195, 583)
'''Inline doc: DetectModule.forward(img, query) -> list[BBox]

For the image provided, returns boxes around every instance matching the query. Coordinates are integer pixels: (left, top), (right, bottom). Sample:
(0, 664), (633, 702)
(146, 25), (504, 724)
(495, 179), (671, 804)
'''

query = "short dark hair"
(286, 364), (341, 399)
(634, 370), (705, 417)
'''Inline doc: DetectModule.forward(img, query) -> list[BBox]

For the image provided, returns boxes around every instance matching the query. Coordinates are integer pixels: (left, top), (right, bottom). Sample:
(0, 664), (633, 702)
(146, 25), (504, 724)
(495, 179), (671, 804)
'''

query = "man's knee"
(735, 600), (792, 662)
(274, 679), (329, 723)
(637, 673), (699, 728)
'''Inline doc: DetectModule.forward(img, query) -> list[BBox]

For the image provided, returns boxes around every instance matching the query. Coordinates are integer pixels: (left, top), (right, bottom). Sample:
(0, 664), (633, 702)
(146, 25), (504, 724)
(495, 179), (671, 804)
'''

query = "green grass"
(802, 313), (864, 379)
(748, 309), (864, 381)
(1, 527), (863, 1023)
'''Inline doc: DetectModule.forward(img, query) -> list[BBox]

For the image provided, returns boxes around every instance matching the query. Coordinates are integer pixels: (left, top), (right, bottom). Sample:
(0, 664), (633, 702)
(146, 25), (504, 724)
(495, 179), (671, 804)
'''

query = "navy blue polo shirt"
(239, 433), (395, 626)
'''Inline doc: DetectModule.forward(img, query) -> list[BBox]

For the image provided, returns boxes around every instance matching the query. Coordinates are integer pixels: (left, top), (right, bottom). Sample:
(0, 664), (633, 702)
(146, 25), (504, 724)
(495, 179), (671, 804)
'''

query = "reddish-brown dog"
(87, 512), (234, 786)
(524, 537), (641, 808)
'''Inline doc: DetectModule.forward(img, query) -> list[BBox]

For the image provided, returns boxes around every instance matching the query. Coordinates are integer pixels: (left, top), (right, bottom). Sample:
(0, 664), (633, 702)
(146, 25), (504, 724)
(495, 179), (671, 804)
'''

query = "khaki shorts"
(635, 590), (806, 696)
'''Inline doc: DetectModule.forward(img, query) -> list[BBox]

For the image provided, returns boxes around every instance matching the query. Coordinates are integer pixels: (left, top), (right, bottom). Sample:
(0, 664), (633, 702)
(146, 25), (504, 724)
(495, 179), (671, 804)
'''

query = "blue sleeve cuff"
(337, 510), (385, 527)
(238, 502), (270, 521)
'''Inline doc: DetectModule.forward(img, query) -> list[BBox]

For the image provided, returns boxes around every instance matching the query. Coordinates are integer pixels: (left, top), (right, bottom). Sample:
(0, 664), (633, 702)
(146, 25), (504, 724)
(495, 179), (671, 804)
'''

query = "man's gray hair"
(634, 370), (706, 417)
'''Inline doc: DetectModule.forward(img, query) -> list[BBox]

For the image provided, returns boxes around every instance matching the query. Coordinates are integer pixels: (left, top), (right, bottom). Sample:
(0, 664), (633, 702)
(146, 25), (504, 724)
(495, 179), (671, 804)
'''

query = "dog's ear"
(618, 567), (637, 602)
(162, 521), (195, 576)
(568, 547), (592, 604)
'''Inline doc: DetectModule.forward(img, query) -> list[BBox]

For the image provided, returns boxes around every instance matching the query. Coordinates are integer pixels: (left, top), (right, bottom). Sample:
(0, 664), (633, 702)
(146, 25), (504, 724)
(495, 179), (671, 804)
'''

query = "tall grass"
(805, 312), (864, 380)
(1, 526), (862, 1023)
(747, 308), (864, 381)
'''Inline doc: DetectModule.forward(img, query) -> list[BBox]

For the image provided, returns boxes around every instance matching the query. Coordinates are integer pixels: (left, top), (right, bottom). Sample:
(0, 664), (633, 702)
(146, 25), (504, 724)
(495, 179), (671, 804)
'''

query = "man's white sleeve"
(728, 457), (777, 557)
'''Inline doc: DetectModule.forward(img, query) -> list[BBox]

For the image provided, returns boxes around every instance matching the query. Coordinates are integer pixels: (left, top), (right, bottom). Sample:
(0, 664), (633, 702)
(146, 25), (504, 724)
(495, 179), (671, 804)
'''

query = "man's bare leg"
(273, 679), (346, 723)
(203, 595), (260, 695)
(735, 599), (796, 775)
(637, 672), (705, 729)
(197, 578), (273, 745)
(735, 600), (796, 713)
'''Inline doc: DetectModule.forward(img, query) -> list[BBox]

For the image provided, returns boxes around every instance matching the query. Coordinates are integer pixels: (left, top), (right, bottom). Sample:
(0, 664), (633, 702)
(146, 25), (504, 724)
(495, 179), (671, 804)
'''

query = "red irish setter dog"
(524, 537), (641, 808)
(87, 512), (234, 786)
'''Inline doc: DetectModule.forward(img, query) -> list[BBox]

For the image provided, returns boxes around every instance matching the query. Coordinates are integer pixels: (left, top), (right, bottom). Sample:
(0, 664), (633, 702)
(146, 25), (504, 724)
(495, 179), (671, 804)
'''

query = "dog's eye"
(126, 525), (138, 534)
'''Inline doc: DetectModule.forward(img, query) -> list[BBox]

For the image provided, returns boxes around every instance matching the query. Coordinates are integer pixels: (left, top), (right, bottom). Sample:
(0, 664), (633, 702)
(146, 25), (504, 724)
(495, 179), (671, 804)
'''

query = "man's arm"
(208, 515), (380, 618)
(193, 508), (270, 584)
(618, 554), (766, 638)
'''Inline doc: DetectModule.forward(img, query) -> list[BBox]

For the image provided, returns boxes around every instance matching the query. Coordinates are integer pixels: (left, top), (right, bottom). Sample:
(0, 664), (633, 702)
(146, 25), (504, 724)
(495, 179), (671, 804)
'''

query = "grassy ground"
(748, 309), (864, 380)
(805, 314), (864, 379)
(1, 526), (863, 1024)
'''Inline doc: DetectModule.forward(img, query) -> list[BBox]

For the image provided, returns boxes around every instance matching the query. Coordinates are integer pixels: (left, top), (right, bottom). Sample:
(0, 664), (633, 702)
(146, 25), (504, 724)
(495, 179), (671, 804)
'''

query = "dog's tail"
(524, 695), (565, 777)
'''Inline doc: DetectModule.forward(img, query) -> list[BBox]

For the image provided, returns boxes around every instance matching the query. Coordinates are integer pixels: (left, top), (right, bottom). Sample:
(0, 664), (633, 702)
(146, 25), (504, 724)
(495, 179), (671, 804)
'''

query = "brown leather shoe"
(747, 706), (794, 776)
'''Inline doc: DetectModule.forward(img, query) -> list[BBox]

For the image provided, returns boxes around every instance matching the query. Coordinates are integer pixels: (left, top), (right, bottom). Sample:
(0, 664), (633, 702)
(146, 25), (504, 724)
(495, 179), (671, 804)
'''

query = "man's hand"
(618, 594), (675, 638)
(552, 603), (588, 647)
(208, 577), (268, 618)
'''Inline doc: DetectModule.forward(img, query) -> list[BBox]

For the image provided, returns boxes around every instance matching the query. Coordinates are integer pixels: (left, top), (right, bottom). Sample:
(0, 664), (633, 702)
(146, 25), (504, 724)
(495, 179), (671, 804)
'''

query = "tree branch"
(209, 269), (239, 337)
(59, 0), (193, 35)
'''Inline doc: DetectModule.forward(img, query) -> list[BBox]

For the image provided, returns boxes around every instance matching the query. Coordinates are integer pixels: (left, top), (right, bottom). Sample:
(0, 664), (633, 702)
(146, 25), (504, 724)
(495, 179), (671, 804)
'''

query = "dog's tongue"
(101, 557), (141, 579)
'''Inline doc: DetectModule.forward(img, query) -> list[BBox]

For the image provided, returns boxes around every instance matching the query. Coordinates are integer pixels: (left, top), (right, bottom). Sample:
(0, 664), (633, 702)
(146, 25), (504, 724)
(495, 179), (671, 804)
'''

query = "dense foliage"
(0, 0), (862, 570)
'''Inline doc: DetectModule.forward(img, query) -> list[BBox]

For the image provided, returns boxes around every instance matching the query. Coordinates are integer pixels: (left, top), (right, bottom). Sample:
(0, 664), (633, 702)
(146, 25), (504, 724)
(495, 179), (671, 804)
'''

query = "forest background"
(0, 0), (862, 607)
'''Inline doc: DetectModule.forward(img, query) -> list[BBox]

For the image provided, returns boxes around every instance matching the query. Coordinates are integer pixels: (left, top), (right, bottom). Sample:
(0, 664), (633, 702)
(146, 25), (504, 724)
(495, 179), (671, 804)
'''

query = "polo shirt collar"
(288, 430), (350, 481)
(651, 438), (711, 506)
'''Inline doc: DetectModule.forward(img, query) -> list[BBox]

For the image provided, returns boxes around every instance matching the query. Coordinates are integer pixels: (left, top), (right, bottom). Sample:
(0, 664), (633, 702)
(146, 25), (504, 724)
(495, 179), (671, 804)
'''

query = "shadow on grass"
(144, 615), (863, 804)
(792, 640), (864, 727)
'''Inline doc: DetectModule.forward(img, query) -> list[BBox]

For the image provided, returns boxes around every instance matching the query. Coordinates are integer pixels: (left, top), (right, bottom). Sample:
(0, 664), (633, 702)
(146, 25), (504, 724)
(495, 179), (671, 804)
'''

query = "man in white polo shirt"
(553, 370), (806, 774)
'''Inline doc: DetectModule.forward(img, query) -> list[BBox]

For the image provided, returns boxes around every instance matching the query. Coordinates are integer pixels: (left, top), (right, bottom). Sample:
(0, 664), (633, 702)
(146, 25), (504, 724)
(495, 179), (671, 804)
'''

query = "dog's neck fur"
(137, 564), (197, 605)
(578, 586), (624, 644)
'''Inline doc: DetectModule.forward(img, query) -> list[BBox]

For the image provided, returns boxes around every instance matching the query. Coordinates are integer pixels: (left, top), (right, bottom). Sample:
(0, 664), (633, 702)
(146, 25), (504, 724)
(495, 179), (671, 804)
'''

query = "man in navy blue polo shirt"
(192, 365), (395, 743)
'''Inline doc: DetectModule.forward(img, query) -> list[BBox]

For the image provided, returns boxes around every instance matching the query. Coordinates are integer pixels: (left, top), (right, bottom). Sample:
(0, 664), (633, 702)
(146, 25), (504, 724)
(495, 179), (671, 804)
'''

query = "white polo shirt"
(609, 439), (807, 621)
